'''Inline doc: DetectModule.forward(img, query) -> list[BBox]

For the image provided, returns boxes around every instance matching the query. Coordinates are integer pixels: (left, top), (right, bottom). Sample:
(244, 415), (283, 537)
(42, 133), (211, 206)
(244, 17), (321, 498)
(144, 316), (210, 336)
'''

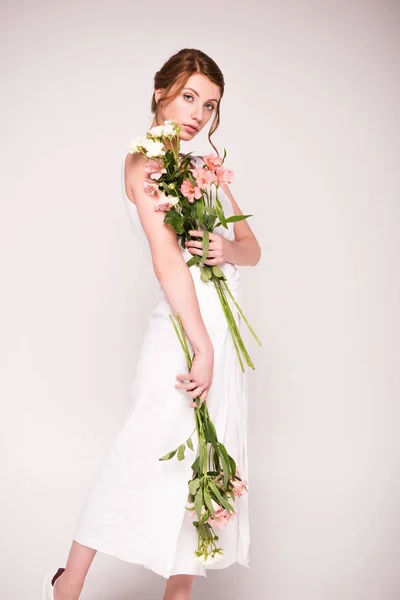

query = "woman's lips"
(184, 124), (197, 134)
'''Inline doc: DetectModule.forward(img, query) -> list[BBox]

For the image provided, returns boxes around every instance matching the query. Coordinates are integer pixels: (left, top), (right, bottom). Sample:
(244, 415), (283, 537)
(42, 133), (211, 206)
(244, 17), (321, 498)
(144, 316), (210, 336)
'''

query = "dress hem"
(73, 535), (250, 579)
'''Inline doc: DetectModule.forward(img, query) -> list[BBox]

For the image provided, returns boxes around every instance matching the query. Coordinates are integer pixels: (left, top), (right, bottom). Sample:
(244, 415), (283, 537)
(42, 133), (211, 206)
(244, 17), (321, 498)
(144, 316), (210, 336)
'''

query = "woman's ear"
(154, 88), (164, 104)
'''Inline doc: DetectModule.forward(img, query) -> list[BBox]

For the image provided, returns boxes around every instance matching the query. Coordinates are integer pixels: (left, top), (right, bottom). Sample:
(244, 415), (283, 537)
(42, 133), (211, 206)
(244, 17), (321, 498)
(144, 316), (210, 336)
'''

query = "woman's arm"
(125, 153), (213, 354)
(224, 236), (261, 267)
(186, 184), (262, 267)
(221, 182), (262, 267)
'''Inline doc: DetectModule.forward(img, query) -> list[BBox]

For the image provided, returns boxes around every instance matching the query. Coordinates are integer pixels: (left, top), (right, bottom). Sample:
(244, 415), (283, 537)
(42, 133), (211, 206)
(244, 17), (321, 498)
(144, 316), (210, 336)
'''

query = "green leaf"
(186, 255), (201, 268)
(198, 522), (212, 540)
(179, 151), (196, 167)
(205, 207), (217, 217)
(200, 266), (212, 282)
(189, 478), (200, 495)
(213, 451), (220, 471)
(177, 444), (186, 461)
(209, 481), (235, 512)
(219, 452), (230, 487)
(200, 509), (210, 523)
(159, 448), (177, 461)
(165, 149), (176, 166)
(203, 207), (216, 231)
(186, 436), (194, 451)
(196, 201), (205, 227)
(204, 490), (216, 518)
(163, 210), (184, 234)
(213, 214), (253, 229)
(217, 443), (229, 485)
(218, 442), (230, 465)
(204, 420), (218, 445)
(194, 486), (203, 520)
(218, 442), (236, 483)
(211, 266), (225, 279)
(206, 215), (217, 230)
(226, 214), (253, 222)
(215, 199), (228, 229)
(191, 456), (200, 472)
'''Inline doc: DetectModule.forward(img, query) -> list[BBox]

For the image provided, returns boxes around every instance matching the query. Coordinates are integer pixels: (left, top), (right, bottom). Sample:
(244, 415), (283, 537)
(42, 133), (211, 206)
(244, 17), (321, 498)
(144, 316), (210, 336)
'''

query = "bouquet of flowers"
(128, 120), (256, 564)
(161, 313), (248, 565)
(128, 119), (261, 373)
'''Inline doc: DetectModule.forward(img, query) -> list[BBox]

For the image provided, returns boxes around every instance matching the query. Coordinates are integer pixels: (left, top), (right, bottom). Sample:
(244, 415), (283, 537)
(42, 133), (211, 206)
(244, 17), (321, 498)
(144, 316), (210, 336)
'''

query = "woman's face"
(154, 73), (221, 140)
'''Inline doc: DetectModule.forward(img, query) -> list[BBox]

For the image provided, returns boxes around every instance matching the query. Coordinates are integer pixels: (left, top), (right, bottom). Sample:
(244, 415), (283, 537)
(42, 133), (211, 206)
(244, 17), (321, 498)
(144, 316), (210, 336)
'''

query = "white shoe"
(42, 568), (65, 600)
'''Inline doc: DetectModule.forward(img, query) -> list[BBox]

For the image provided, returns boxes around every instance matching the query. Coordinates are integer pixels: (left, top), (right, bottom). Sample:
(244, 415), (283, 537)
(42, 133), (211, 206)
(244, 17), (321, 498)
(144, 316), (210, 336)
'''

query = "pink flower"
(207, 499), (236, 530)
(143, 179), (159, 195)
(208, 509), (236, 529)
(192, 167), (217, 190)
(215, 167), (234, 186)
(180, 179), (202, 203)
(231, 468), (248, 497)
(202, 154), (223, 171)
(154, 192), (178, 212)
(144, 159), (167, 180)
(232, 478), (248, 497)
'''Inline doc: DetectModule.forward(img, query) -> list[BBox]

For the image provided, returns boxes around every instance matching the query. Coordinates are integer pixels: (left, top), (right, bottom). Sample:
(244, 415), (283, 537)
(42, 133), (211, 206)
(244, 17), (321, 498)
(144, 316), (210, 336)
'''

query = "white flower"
(142, 138), (165, 158)
(194, 550), (224, 565)
(163, 119), (179, 137)
(148, 125), (164, 138)
(128, 136), (146, 154)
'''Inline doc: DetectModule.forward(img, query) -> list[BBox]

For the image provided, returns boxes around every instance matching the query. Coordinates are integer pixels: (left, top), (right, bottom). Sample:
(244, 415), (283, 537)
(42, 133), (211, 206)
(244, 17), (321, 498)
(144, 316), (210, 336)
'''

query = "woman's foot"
(52, 573), (62, 600)
(47, 539), (97, 600)
(52, 569), (66, 600)
(52, 570), (81, 600)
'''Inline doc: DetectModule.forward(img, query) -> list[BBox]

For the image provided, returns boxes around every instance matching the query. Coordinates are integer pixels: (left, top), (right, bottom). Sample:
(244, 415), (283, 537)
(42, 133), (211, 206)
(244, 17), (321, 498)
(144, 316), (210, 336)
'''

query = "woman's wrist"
(223, 239), (236, 264)
(192, 339), (214, 354)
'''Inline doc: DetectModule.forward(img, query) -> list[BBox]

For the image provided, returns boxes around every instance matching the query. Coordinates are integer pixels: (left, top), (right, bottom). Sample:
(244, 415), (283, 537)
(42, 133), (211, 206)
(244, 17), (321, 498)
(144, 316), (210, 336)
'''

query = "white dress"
(72, 155), (250, 579)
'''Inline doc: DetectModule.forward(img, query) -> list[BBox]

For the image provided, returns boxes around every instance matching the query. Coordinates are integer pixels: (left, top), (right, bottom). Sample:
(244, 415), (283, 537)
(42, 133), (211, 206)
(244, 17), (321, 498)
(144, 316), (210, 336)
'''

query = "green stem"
(213, 276), (255, 369)
(213, 278), (246, 372)
(216, 280), (254, 368)
(169, 315), (191, 366)
(220, 279), (262, 346)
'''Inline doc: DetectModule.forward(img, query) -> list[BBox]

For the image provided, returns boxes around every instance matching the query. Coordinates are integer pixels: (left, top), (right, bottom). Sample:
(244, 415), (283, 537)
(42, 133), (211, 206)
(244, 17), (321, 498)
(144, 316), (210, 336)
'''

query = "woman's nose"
(192, 105), (204, 121)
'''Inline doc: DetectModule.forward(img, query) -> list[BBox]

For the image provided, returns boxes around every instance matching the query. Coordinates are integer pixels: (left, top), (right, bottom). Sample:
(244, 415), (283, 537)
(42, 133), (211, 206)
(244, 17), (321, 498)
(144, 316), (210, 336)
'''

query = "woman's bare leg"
(162, 574), (195, 600)
(53, 540), (97, 600)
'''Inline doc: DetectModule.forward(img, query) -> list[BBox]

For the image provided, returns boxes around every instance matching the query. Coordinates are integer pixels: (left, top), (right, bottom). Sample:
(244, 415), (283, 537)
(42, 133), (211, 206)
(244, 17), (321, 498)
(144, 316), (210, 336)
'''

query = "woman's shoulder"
(124, 151), (149, 183)
(124, 150), (147, 168)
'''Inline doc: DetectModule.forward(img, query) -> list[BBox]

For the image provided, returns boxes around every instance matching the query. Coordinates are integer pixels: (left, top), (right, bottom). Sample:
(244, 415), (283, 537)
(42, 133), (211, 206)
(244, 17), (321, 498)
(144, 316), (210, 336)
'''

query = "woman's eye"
(183, 94), (215, 112)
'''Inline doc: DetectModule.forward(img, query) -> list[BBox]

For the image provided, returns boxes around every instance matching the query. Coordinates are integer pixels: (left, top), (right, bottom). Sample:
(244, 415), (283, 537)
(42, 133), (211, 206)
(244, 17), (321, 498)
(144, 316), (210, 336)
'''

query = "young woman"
(42, 48), (261, 600)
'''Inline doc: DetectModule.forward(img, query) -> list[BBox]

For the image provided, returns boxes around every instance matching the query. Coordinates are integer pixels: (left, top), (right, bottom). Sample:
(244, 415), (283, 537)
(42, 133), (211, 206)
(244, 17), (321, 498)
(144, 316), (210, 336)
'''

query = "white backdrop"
(1, 1), (399, 599)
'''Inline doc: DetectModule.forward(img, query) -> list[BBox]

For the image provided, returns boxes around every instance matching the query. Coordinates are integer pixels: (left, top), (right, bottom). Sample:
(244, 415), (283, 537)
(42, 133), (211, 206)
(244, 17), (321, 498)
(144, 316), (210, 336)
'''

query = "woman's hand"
(175, 347), (214, 407)
(185, 229), (231, 266)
